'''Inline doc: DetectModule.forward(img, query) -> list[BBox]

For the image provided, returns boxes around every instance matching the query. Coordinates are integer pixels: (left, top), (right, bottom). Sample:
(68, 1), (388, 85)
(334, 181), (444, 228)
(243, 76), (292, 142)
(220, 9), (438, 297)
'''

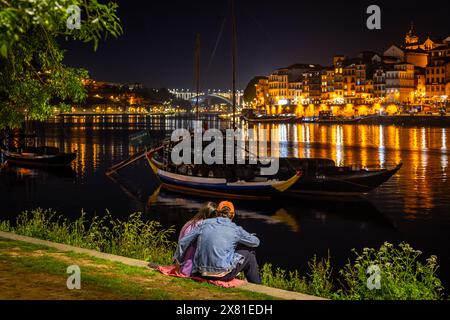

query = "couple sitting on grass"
(174, 201), (262, 284)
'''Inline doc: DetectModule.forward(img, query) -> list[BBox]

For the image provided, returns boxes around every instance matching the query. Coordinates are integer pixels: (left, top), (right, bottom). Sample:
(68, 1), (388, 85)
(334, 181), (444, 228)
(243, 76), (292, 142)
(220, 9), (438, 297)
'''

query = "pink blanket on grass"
(157, 265), (246, 288)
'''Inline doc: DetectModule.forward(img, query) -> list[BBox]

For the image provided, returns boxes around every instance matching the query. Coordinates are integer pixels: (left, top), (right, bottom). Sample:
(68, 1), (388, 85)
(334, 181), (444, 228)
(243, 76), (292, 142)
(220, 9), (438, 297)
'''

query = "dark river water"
(1, 115), (449, 288)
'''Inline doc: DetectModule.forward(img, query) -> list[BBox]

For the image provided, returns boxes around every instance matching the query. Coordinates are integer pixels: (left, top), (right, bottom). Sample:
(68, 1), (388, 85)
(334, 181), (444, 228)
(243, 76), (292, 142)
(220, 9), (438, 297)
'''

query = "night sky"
(63, 0), (450, 89)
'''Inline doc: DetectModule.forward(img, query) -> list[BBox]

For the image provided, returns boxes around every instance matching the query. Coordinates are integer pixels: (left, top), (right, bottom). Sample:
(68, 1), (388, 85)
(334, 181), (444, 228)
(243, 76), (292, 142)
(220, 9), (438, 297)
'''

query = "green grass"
(0, 208), (176, 265)
(0, 238), (273, 300)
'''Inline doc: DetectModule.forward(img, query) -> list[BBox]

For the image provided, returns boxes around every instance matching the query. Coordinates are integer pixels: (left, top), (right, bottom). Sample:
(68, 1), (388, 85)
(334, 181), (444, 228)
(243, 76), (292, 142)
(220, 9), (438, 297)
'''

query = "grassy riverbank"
(0, 209), (446, 300)
(0, 238), (271, 300)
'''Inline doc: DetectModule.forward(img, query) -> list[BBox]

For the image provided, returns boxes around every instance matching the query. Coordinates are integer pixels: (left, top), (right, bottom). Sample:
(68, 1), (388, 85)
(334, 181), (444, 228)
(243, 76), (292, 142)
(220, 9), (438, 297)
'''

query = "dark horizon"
(63, 0), (450, 89)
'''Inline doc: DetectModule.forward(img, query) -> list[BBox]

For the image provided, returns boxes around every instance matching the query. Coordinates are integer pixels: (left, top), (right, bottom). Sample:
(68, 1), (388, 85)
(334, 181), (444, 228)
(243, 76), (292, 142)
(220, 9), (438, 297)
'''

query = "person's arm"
(237, 226), (260, 248)
(173, 227), (201, 263)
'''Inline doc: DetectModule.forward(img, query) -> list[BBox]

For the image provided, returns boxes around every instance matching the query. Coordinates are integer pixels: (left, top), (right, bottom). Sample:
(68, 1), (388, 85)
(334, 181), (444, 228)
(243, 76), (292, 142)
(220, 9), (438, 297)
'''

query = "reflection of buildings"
(247, 122), (447, 217)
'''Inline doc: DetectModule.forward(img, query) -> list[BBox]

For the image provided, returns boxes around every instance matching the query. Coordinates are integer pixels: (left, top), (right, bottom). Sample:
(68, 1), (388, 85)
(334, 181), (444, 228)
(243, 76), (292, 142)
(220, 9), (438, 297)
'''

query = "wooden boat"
(146, 145), (302, 201)
(2, 146), (77, 168)
(243, 115), (297, 124)
(299, 110), (362, 124)
(300, 117), (362, 124)
(275, 158), (402, 198)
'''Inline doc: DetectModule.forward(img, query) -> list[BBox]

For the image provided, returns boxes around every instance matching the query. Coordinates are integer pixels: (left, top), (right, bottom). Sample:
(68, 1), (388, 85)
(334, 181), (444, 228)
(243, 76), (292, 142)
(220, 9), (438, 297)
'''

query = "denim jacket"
(174, 217), (260, 274)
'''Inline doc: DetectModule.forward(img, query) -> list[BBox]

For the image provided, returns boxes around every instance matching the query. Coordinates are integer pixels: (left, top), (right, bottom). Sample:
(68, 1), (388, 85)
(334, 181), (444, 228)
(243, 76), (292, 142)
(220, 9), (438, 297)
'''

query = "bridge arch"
(189, 94), (233, 106)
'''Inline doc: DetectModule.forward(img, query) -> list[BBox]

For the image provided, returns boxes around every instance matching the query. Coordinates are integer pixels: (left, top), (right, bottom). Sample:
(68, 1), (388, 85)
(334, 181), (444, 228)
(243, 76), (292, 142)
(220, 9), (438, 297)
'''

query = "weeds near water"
(261, 254), (334, 299)
(261, 242), (445, 300)
(0, 208), (176, 265)
(338, 242), (444, 300)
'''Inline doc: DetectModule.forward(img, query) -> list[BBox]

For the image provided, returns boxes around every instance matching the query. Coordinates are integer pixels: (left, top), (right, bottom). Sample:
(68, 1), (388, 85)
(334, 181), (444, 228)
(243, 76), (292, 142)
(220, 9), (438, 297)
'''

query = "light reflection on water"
(15, 117), (450, 221)
(1, 115), (450, 287)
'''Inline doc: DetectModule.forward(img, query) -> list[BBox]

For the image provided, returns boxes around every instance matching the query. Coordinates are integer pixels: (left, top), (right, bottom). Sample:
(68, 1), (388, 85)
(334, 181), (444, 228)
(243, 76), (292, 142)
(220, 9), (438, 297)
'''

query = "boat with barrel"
(145, 141), (302, 200)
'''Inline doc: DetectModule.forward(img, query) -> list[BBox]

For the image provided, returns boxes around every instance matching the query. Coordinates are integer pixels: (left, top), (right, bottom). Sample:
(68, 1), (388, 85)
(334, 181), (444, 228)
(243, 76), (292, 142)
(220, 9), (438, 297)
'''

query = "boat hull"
(243, 116), (297, 124)
(300, 118), (362, 124)
(146, 150), (301, 200)
(285, 164), (402, 198)
(3, 152), (77, 168)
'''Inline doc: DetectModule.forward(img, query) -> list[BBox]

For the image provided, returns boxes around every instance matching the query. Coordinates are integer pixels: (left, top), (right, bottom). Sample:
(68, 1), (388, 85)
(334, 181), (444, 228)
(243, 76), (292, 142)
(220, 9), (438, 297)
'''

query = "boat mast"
(195, 33), (201, 122)
(231, 0), (237, 129)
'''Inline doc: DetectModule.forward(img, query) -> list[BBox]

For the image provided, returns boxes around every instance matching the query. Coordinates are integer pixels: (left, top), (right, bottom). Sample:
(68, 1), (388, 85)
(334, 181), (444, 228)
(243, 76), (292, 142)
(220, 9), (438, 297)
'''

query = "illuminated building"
(343, 62), (364, 103)
(414, 67), (427, 102)
(255, 77), (269, 106)
(268, 68), (289, 105)
(333, 55), (345, 100)
(386, 63), (415, 104)
(384, 44), (428, 68)
(373, 66), (387, 98)
(268, 64), (322, 107)
(404, 23), (420, 48)
(288, 79), (303, 105)
(304, 70), (323, 104)
(426, 58), (450, 99)
(321, 68), (335, 102)
(254, 24), (449, 111)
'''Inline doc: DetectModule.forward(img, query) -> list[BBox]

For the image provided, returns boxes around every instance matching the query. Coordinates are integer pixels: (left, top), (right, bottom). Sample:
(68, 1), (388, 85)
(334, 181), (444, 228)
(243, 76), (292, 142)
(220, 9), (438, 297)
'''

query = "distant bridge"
(189, 94), (233, 106)
(169, 89), (243, 107)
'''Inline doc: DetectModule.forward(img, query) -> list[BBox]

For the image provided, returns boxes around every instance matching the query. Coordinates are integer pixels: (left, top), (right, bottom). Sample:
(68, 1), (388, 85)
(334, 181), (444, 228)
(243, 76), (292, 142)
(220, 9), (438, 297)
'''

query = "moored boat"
(242, 115), (298, 124)
(146, 145), (302, 201)
(300, 117), (362, 124)
(274, 158), (402, 199)
(2, 146), (77, 168)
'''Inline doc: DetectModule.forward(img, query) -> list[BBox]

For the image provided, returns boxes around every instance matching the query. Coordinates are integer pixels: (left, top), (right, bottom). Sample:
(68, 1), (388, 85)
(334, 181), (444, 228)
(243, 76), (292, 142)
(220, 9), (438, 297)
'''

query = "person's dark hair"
(216, 206), (233, 219)
(190, 202), (217, 223)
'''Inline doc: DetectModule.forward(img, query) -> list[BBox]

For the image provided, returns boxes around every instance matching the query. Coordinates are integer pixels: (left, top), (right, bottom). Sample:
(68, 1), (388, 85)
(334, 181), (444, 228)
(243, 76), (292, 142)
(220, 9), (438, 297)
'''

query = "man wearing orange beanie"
(174, 200), (261, 284)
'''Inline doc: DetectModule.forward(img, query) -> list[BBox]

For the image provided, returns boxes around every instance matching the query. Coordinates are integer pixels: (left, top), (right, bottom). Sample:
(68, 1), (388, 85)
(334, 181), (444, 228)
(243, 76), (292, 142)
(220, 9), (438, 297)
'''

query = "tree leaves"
(0, 0), (122, 129)
(0, 44), (6, 57)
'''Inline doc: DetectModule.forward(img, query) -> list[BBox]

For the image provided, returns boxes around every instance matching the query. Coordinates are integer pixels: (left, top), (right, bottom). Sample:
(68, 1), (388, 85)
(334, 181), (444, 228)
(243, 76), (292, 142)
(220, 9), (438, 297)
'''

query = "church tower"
(405, 22), (419, 48)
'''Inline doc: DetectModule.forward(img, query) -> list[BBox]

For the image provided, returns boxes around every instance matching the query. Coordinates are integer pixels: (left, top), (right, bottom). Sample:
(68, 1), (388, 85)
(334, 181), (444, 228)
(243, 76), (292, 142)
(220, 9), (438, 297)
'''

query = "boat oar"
(106, 150), (147, 175)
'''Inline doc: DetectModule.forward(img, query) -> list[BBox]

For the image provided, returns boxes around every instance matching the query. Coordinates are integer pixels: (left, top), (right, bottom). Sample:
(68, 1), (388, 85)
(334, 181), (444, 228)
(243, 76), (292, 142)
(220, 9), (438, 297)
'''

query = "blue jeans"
(211, 249), (262, 284)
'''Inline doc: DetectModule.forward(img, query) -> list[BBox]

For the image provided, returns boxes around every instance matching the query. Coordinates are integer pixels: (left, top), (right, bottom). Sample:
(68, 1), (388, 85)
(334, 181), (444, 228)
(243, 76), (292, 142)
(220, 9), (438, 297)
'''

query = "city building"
(426, 57), (450, 99)
(255, 77), (269, 106)
(268, 64), (322, 105)
(373, 66), (387, 99)
(414, 67), (427, 103)
(321, 68), (335, 102)
(332, 55), (345, 102)
(268, 68), (289, 105)
(251, 24), (449, 114)
(385, 63), (415, 104)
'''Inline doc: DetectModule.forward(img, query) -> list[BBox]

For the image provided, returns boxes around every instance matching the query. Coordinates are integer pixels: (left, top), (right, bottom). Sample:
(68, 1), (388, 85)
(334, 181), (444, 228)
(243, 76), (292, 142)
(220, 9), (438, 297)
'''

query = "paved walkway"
(0, 231), (325, 300)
